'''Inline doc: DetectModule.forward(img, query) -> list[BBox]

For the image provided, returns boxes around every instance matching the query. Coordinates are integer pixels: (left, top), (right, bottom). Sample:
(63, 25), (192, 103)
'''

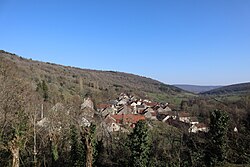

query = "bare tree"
(0, 59), (40, 167)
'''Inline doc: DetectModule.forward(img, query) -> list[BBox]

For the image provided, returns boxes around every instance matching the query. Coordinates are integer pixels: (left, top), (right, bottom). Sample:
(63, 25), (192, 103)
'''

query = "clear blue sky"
(0, 0), (249, 85)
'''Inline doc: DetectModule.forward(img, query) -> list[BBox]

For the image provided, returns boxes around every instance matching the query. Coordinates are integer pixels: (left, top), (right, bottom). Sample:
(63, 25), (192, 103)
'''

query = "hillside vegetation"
(1, 50), (250, 167)
(0, 50), (189, 104)
(174, 84), (222, 94)
(201, 82), (250, 95)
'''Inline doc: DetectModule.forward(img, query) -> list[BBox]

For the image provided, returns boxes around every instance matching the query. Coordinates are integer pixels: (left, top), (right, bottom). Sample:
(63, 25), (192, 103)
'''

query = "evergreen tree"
(93, 140), (106, 167)
(128, 120), (150, 167)
(70, 125), (85, 167)
(205, 109), (229, 167)
(50, 139), (58, 167)
(42, 80), (49, 101)
(36, 80), (49, 101)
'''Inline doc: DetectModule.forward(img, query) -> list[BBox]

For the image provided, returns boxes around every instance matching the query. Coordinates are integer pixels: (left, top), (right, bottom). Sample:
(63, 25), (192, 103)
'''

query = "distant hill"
(201, 82), (250, 95)
(0, 50), (189, 103)
(174, 84), (222, 94)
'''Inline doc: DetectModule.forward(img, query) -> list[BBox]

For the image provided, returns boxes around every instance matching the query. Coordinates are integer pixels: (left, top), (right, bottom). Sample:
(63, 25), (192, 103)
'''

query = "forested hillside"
(0, 50), (188, 104)
(1, 50), (250, 167)
(201, 82), (250, 95)
(174, 84), (222, 94)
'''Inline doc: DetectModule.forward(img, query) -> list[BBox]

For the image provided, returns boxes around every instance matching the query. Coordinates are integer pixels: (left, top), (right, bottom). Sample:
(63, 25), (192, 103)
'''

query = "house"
(160, 111), (177, 122)
(189, 123), (209, 133)
(108, 100), (118, 106)
(163, 106), (172, 112)
(162, 115), (172, 122)
(144, 102), (158, 108)
(178, 112), (199, 125)
(136, 101), (143, 105)
(118, 93), (129, 100)
(81, 97), (94, 110)
(152, 105), (163, 113)
(152, 105), (171, 114)
(78, 104), (95, 127)
(136, 104), (146, 114)
(162, 114), (175, 122)
(166, 118), (190, 132)
(130, 96), (137, 101)
(178, 112), (191, 123)
(130, 102), (137, 107)
(111, 114), (146, 127)
(143, 107), (157, 120)
(143, 99), (151, 103)
(117, 99), (128, 106)
(117, 105), (132, 115)
(101, 107), (116, 117)
(104, 115), (121, 132)
(130, 102), (138, 113)
(157, 106), (165, 113)
(189, 117), (199, 125)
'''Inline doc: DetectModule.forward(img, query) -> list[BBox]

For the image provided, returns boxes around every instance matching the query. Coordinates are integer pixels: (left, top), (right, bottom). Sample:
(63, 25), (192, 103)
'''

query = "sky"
(0, 0), (250, 86)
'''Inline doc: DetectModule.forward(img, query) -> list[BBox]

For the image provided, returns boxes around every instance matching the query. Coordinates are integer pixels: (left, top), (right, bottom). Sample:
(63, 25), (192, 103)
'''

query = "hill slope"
(201, 82), (250, 95)
(174, 84), (222, 94)
(0, 50), (189, 103)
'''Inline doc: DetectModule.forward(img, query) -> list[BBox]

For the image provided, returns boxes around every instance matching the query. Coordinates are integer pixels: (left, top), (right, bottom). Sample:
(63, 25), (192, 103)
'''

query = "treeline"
(1, 96), (250, 167)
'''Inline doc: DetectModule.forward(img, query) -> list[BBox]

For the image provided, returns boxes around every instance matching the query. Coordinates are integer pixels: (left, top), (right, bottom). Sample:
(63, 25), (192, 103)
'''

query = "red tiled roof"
(111, 114), (145, 124)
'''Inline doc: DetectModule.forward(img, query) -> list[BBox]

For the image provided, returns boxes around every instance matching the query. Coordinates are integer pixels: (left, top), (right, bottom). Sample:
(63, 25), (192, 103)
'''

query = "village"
(96, 93), (209, 133)
(36, 93), (209, 134)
